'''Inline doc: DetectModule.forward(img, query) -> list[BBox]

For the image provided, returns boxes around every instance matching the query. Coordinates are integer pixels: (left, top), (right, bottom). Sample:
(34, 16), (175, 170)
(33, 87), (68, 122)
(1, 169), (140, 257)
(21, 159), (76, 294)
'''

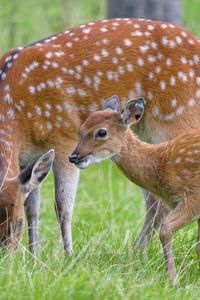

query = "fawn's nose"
(68, 153), (79, 163)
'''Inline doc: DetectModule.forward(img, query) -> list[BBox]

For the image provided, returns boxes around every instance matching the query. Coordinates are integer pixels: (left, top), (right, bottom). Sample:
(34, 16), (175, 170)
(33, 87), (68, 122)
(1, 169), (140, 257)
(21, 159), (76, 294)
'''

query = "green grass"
(0, 0), (200, 298)
(0, 161), (199, 299)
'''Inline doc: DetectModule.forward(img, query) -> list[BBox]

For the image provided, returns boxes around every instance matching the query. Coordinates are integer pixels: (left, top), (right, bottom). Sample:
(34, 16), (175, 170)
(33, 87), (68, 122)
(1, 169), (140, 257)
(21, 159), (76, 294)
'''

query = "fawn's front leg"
(137, 191), (169, 249)
(53, 153), (80, 256)
(159, 199), (194, 282)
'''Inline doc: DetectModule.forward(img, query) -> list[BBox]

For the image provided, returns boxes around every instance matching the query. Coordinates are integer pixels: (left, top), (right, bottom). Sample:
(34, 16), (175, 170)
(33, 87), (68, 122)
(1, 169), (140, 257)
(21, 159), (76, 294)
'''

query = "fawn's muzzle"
(68, 152), (79, 164)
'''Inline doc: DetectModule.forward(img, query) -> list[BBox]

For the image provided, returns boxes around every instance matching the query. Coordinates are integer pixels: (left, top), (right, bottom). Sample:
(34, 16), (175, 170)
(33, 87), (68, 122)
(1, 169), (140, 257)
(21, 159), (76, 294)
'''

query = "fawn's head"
(69, 96), (145, 169)
(0, 149), (54, 246)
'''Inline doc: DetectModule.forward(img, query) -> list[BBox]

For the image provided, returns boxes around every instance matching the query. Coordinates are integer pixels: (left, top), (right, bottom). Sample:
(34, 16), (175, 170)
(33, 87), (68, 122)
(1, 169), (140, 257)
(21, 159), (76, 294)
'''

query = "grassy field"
(0, 0), (200, 299)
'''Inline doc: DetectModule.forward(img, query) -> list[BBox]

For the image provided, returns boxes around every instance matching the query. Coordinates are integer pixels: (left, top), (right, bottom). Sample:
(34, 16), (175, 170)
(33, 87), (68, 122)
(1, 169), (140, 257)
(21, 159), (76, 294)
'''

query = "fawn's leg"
(196, 219), (200, 269)
(24, 188), (40, 254)
(160, 199), (194, 282)
(53, 154), (80, 256)
(137, 191), (169, 249)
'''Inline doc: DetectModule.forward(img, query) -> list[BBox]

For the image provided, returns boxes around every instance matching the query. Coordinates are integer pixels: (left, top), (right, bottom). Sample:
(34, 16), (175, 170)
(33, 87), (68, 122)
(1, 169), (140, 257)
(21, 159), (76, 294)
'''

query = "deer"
(0, 149), (54, 251)
(69, 96), (200, 281)
(0, 18), (200, 255)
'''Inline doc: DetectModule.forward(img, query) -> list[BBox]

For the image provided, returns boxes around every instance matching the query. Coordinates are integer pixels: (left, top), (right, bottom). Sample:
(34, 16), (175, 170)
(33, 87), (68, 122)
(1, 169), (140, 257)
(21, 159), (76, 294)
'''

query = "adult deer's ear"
(19, 149), (55, 198)
(120, 98), (145, 126)
(103, 95), (120, 112)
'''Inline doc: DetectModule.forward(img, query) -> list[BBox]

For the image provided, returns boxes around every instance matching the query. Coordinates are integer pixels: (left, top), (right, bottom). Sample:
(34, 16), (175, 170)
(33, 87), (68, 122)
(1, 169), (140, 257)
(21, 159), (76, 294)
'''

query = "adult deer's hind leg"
(137, 191), (169, 249)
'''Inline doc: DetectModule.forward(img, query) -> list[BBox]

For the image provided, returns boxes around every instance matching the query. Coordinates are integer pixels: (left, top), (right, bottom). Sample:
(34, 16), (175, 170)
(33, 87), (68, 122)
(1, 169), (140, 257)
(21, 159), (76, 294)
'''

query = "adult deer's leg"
(24, 188), (40, 254)
(160, 198), (194, 282)
(53, 153), (80, 256)
(137, 190), (169, 249)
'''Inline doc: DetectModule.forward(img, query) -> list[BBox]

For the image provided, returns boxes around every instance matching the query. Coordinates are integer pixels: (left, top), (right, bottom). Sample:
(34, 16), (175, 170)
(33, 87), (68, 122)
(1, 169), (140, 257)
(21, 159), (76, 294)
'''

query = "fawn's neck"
(113, 129), (166, 197)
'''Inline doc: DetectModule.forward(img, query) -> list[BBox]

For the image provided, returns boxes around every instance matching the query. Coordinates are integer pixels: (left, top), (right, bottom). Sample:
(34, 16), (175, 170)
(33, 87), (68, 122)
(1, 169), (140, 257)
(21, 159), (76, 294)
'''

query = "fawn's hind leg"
(160, 198), (195, 282)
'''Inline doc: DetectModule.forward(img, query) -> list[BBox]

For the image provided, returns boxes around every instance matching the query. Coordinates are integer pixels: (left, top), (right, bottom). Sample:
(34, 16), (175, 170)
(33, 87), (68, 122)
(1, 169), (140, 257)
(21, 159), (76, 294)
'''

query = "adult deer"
(69, 96), (200, 281)
(0, 18), (200, 254)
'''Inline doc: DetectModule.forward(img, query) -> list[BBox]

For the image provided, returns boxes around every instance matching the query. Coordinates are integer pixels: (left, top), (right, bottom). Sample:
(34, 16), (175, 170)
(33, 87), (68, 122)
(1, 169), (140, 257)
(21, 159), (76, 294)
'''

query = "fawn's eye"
(95, 129), (107, 138)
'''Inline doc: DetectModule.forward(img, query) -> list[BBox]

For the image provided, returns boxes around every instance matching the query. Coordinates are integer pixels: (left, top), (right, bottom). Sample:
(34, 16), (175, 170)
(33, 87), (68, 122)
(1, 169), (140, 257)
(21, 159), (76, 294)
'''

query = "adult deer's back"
(0, 18), (200, 254)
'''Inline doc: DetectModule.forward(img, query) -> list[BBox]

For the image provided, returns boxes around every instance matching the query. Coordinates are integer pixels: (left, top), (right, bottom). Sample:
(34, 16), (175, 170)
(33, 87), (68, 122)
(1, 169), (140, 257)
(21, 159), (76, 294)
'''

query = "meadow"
(0, 0), (200, 299)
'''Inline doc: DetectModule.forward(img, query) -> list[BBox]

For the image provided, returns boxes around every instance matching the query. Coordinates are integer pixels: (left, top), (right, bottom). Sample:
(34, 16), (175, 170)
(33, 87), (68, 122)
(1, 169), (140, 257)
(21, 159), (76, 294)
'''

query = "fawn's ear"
(120, 98), (145, 126)
(103, 95), (120, 112)
(19, 149), (55, 198)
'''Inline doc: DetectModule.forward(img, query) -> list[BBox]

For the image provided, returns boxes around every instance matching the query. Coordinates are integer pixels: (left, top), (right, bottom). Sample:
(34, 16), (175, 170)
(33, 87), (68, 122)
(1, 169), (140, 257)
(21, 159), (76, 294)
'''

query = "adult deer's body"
(0, 18), (200, 253)
(69, 97), (200, 281)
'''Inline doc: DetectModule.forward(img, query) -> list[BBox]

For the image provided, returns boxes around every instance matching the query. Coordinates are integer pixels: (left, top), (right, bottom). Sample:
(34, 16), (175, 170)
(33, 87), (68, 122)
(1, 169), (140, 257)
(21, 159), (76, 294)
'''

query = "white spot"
(7, 109), (15, 120)
(83, 27), (92, 34)
(47, 122), (53, 130)
(160, 80), (166, 90)
(161, 36), (168, 45)
(55, 104), (62, 112)
(93, 54), (101, 62)
(66, 86), (76, 95)
(166, 58), (172, 66)
(196, 89), (200, 98)
(188, 98), (196, 107)
(35, 105), (42, 115)
(175, 36), (182, 44)
(29, 86), (35, 94)
(135, 81), (142, 95)
(64, 102), (72, 112)
(126, 63), (133, 72)
(46, 52), (53, 58)
(45, 111), (51, 118)
(55, 51), (65, 58)
(100, 27), (108, 32)
(66, 42), (73, 48)
(124, 38), (132, 46)
(82, 59), (89, 66)
(176, 106), (185, 116)
(161, 23), (167, 29)
(152, 106), (160, 117)
(107, 71), (114, 80)
(112, 57), (118, 64)
(155, 66), (161, 73)
(101, 49), (109, 57)
(137, 57), (144, 66)
(27, 112), (32, 119)
(181, 56), (187, 64)
(178, 71), (187, 82)
(170, 76), (176, 86)
(175, 158), (181, 164)
(77, 88), (87, 97)
(115, 47), (123, 55)
(148, 72), (154, 80)
(139, 45), (149, 53)
(148, 55), (156, 63)
(84, 76), (91, 86)
(196, 77), (200, 86)
(171, 99), (177, 107)
(147, 25), (154, 30)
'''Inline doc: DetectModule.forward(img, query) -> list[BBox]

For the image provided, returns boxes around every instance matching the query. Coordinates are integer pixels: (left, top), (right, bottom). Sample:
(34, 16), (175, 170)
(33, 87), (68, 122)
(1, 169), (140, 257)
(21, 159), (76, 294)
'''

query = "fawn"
(0, 18), (200, 254)
(69, 95), (200, 281)
(0, 150), (54, 250)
